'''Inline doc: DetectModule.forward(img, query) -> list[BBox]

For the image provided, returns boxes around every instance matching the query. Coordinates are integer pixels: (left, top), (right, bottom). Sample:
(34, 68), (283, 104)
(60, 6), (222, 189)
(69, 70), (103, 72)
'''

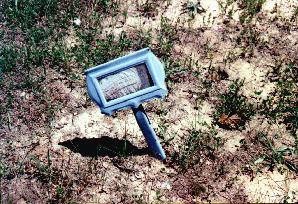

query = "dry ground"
(1, 0), (298, 203)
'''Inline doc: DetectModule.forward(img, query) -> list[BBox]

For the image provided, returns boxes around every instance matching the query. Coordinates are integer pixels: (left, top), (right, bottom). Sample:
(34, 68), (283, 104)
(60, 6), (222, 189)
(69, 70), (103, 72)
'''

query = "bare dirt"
(1, 0), (298, 203)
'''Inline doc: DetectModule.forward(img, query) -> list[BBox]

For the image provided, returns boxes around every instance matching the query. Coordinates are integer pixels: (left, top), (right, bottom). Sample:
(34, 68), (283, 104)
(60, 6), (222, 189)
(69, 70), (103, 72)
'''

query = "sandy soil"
(1, 0), (298, 203)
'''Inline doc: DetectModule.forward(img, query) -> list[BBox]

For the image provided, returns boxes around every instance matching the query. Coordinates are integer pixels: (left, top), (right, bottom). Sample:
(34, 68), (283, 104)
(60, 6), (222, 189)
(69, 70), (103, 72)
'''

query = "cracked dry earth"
(1, 0), (298, 203)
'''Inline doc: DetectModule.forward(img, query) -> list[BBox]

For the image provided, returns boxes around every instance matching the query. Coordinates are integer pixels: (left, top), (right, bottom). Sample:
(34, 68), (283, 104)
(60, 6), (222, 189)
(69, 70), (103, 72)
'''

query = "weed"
(163, 58), (188, 81)
(215, 79), (255, 129)
(74, 29), (132, 69)
(55, 185), (64, 199)
(182, 1), (206, 19)
(157, 17), (177, 58)
(2, 0), (59, 87)
(5, 91), (14, 112)
(23, 45), (48, 72)
(178, 124), (222, 170)
(0, 90), (13, 128)
(132, 29), (153, 50)
(263, 62), (298, 140)
(291, 6), (298, 21)
(227, 6), (236, 19)
(156, 190), (163, 201)
(156, 102), (176, 145)
(50, 43), (69, 72)
(93, 31), (131, 64)
(138, 0), (160, 18)
(156, 105), (168, 141)
(218, 0), (235, 15)
(236, 25), (263, 55)
(0, 46), (19, 74)
(255, 132), (298, 173)
(27, 27), (52, 44)
(4, 0), (57, 30)
(29, 152), (52, 183)
(99, 0), (119, 14)
(0, 160), (7, 179)
(238, 0), (266, 24)
(155, 17), (191, 80)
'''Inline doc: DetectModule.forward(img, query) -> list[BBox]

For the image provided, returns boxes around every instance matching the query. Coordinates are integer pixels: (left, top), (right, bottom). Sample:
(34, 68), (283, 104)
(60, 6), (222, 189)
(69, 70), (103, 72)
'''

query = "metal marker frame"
(84, 48), (167, 160)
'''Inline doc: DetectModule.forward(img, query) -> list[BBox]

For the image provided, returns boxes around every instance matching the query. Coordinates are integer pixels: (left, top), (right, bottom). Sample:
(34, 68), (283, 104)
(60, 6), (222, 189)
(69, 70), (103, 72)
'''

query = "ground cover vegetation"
(0, 0), (297, 203)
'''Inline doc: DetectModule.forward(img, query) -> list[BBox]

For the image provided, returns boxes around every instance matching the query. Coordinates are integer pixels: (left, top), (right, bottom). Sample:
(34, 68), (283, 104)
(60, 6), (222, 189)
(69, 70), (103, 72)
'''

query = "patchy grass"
(265, 62), (298, 133)
(0, 46), (19, 73)
(156, 17), (177, 58)
(177, 123), (223, 170)
(0, 160), (7, 180)
(255, 132), (298, 173)
(182, 1), (206, 19)
(131, 29), (153, 49)
(292, 6), (298, 21)
(156, 17), (192, 81)
(138, 0), (160, 18)
(1, 0), (298, 203)
(98, 0), (120, 14)
(236, 25), (263, 55)
(238, 0), (266, 23)
(261, 62), (298, 162)
(215, 80), (255, 129)
(0, 45), (20, 84)
(4, 0), (57, 30)
(218, 0), (234, 15)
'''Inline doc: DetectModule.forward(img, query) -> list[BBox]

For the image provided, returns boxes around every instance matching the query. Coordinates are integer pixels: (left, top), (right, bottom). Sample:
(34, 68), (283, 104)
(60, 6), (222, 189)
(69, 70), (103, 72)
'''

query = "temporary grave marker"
(85, 48), (167, 160)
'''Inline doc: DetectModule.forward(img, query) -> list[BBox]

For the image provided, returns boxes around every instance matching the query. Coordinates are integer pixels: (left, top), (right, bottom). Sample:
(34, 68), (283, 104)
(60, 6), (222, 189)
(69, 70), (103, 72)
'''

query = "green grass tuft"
(178, 124), (222, 170)
(263, 63), (298, 137)
(255, 132), (298, 173)
(215, 79), (255, 129)
(0, 46), (19, 75)
(238, 0), (266, 23)
(4, 0), (57, 30)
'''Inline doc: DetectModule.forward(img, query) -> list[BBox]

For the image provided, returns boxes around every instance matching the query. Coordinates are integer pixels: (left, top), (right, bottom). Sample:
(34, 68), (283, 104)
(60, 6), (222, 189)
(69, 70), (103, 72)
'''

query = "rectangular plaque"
(98, 63), (153, 101)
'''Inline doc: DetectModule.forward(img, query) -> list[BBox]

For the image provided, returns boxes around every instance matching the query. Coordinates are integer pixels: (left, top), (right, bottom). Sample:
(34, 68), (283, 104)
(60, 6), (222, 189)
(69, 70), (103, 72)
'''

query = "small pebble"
(73, 18), (81, 26)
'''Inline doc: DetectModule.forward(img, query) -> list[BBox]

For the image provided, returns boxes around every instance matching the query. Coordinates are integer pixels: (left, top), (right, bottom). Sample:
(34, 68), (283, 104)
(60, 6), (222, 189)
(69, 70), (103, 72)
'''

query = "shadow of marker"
(58, 136), (150, 158)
